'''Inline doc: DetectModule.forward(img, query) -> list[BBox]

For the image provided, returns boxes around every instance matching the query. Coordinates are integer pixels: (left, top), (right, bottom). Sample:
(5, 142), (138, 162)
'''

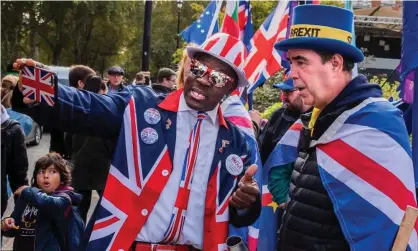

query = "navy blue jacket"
(2, 187), (82, 251)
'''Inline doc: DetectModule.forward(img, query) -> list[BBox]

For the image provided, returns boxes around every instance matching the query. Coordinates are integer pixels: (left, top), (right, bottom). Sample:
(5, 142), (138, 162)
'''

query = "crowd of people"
(0, 4), (415, 251)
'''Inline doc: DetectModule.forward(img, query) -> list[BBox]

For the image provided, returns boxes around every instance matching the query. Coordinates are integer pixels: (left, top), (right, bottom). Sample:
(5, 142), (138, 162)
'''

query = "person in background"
(257, 77), (311, 165)
(152, 68), (176, 95)
(1, 105), (29, 217)
(134, 72), (146, 85)
(1, 153), (83, 251)
(50, 65), (95, 159)
(71, 75), (115, 222)
(106, 66), (125, 93)
(1, 75), (19, 103)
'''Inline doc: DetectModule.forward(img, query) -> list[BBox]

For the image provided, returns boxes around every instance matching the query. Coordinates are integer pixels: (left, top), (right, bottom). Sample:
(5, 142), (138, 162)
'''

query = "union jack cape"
(222, 94), (262, 251)
(265, 97), (417, 250)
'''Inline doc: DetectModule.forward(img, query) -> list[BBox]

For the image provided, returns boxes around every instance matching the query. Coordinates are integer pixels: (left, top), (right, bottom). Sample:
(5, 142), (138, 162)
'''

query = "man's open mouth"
(190, 88), (207, 101)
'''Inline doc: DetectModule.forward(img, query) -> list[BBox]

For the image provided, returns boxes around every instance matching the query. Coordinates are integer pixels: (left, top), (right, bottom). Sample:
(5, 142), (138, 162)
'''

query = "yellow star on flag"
(268, 201), (279, 213)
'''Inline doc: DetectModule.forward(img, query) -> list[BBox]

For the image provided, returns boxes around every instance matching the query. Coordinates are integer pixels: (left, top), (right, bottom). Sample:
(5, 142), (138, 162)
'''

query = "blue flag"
(401, 1), (417, 104)
(401, 1), (418, 188)
(180, 0), (222, 45)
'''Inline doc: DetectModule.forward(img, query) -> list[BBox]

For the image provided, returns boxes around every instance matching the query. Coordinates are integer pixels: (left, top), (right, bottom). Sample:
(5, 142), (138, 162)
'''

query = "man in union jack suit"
(12, 33), (261, 251)
(266, 4), (417, 250)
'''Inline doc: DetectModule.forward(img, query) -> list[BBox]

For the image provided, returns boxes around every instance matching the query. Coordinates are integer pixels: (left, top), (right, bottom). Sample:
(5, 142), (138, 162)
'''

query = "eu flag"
(180, 0), (222, 46)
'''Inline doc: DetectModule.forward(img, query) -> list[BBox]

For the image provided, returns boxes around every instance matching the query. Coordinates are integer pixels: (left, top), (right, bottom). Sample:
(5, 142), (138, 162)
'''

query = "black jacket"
(71, 134), (116, 191)
(49, 128), (72, 159)
(258, 107), (300, 164)
(1, 119), (29, 216)
(151, 84), (173, 95)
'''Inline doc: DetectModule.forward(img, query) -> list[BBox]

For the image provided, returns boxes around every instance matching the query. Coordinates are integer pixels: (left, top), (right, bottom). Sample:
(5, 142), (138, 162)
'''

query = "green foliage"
(262, 102), (282, 119)
(368, 75), (400, 101)
(320, 0), (345, 8)
(250, 1), (278, 29)
(252, 69), (286, 112)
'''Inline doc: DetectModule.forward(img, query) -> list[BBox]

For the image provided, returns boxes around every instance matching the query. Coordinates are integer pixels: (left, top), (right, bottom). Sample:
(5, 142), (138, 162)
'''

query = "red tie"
(162, 111), (208, 243)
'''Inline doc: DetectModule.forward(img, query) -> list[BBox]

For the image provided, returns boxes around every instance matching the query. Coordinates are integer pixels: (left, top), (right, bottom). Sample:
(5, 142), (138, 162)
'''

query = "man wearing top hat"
(269, 4), (416, 250)
(11, 33), (261, 251)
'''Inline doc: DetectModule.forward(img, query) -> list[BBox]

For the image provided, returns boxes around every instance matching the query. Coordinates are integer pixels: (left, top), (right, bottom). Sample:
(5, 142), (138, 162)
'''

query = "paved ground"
(1, 133), (99, 250)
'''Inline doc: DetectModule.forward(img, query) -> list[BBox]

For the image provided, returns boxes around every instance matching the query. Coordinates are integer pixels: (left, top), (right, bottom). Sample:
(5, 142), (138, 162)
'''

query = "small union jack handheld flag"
(15, 59), (57, 107)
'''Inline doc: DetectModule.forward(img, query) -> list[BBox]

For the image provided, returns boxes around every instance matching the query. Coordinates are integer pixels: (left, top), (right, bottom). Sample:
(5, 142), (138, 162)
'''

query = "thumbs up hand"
(229, 164), (260, 210)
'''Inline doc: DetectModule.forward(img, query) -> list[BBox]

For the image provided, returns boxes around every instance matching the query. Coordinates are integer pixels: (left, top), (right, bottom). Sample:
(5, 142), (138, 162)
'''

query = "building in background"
(353, 0), (402, 75)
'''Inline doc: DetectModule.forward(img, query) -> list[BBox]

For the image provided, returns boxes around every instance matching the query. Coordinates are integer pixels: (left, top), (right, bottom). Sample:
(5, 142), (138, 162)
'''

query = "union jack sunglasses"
(190, 59), (233, 88)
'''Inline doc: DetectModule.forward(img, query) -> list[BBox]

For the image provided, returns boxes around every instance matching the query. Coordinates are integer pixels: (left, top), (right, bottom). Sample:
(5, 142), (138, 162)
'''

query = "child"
(1, 153), (83, 251)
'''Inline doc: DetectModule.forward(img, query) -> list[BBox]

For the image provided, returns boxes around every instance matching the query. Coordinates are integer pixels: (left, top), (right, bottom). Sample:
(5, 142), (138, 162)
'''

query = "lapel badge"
(219, 140), (230, 153)
(166, 118), (172, 130)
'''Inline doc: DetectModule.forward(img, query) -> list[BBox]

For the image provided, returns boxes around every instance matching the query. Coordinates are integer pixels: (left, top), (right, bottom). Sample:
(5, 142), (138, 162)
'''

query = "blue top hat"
(273, 78), (295, 91)
(275, 5), (364, 63)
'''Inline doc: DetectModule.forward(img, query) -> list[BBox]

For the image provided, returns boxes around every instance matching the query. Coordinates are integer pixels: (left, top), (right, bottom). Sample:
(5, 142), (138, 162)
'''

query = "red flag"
(221, 1), (240, 38)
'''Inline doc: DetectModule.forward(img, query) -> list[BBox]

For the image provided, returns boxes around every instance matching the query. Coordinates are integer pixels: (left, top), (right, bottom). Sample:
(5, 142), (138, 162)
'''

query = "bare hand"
(1, 218), (18, 232)
(249, 110), (262, 127)
(229, 164), (260, 210)
(14, 185), (29, 197)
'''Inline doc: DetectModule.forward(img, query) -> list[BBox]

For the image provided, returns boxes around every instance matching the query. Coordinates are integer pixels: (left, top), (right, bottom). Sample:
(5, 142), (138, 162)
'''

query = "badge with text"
(140, 127), (159, 144)
(144, 108), (161, 125)
(225, 154), (244, 176)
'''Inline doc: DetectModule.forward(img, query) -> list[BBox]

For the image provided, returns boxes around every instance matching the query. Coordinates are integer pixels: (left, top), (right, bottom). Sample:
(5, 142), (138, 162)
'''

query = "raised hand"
(229, 164), (260, 209)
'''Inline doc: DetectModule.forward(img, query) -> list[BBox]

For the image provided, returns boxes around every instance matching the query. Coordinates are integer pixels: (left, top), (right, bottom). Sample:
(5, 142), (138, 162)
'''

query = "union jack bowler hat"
(275, 5), (364, 63)
(186, 33), (249, 88)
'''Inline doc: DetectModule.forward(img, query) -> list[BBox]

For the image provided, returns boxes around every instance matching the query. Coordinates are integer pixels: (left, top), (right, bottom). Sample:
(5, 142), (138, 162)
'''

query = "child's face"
(36, 165), (61, 193)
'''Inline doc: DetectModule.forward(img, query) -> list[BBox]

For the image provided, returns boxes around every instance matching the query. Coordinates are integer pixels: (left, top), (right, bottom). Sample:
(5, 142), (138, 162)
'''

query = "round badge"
(225, 154), (244, 176)
(144, 108), (161, 125)
(140, 127), (159, 144)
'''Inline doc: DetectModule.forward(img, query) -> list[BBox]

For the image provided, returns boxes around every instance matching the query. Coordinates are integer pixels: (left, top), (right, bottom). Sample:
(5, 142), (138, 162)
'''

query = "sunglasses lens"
(190, 60), (232, 87)
(190, 61), (207, 78)
(210, 71), (228, 87)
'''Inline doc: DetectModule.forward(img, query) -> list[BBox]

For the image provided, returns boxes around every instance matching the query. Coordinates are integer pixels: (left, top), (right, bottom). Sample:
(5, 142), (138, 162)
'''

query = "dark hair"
(69, 65), (95, 88)
(100, 82), (107, 92)
(31, 153), (72, 187)
(157, 68), (176, 84)
(83, 75), (103, 94)
(315, 51), (355, 72)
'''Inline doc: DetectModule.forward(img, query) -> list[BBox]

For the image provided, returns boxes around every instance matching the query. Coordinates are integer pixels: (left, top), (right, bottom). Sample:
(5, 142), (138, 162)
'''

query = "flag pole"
(142, 1), (152, 72)
(379, 67), (398, 89)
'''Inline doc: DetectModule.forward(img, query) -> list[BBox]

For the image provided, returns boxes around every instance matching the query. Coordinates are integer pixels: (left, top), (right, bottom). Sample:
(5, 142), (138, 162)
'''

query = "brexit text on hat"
(289, 24), (352, 43)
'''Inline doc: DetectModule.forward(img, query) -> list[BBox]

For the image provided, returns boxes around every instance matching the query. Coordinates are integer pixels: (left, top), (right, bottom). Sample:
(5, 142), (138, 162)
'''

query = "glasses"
(190, 59), (233, 88)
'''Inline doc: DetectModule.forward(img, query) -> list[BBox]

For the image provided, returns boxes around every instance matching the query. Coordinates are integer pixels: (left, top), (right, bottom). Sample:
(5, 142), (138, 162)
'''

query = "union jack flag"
(221, 94), (262, 251)
(238, 0), (253, 51)
(244, 0), (291, 94)
(21, 66), (56, 106)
